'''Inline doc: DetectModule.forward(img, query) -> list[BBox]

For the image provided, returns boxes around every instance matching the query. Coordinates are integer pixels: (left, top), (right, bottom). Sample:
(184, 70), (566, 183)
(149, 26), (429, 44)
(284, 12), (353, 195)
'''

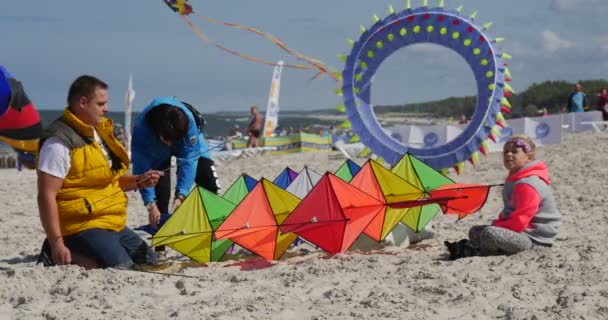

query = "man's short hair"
(67, 75), (108, 106)
(146, 104), (189, 144)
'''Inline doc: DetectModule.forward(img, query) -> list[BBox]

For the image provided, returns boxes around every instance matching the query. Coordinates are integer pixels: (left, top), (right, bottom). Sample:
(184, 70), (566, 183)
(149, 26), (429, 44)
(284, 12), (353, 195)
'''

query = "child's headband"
(507, 139), (532, 154)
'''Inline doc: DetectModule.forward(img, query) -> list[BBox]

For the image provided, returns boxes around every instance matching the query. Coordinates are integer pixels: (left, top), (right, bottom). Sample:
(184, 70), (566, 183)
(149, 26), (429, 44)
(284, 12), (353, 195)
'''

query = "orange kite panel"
(429, 183), (491, 219)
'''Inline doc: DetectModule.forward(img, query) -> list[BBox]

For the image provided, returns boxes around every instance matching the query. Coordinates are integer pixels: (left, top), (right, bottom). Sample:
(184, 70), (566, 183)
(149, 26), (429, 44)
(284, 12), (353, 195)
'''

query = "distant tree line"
(372, 79), (608, 119)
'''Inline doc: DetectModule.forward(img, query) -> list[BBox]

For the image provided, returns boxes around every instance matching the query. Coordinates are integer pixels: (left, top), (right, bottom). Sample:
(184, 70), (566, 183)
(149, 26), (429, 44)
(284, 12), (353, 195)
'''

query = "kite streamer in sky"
(163, 0), (339, 81)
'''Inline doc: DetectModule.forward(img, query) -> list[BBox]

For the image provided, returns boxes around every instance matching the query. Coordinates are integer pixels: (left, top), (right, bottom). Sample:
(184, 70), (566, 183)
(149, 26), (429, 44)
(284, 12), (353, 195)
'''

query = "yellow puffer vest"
(40, 109), (130, 236)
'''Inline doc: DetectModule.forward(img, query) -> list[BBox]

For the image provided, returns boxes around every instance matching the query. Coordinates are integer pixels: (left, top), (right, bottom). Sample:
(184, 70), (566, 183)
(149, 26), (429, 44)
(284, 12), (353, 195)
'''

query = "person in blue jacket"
(567, 83), (588, 113)
(131, 97), (219, 228)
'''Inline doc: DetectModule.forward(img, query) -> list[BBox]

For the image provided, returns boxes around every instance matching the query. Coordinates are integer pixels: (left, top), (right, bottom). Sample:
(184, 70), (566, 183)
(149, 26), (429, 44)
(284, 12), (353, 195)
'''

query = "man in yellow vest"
(37, 75), (162, 269)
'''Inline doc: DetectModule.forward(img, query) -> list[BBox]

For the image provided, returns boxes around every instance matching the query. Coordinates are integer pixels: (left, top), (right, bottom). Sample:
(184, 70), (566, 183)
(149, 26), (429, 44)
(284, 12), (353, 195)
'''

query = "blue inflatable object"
(341, 6), (512, 170)
(0, 66), (12, 117)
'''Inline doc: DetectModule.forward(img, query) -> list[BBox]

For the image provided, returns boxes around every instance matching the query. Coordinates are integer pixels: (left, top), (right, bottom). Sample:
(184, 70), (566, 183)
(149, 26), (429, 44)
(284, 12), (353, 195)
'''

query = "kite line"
(164, 0), (340, 81)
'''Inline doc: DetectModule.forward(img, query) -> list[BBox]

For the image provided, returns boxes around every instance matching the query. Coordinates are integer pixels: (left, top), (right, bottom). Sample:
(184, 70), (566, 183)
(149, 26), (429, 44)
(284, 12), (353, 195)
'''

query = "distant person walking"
(567, 83), (588, 113)
(247, 105), (263, 148)
(596, 88), (608, 121)
(226, 124), (242, 150)
(228, 124), (243, 139)
(458, 114), (468, 124)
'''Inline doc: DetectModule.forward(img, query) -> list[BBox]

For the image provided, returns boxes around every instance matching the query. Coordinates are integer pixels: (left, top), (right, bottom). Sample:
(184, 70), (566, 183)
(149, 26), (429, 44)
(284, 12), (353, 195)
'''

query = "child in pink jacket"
(447, 135), (561, 259)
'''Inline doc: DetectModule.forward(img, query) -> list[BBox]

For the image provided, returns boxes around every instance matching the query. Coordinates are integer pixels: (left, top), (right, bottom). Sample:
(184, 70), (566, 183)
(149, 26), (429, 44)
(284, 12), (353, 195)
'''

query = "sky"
(2, 0), (607, 113)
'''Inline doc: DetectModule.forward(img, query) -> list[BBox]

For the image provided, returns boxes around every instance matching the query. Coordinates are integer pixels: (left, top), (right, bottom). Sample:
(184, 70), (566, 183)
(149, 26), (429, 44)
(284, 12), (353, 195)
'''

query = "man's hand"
(137, 170), (164, 189)
(148, 203), (161, 227)
(172, 197), (183, 213)
(50, 238), (71, 265)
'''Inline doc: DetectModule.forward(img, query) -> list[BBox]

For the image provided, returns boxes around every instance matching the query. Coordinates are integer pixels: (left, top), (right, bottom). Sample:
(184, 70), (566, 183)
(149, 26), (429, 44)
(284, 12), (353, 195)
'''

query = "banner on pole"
(124, 74), (135, 157)
(263, 60), (284, 137)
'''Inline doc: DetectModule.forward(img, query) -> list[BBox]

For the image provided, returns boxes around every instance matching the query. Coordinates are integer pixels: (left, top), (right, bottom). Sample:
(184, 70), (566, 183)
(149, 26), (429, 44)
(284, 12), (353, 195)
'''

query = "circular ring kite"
(339, 4), (514, 172)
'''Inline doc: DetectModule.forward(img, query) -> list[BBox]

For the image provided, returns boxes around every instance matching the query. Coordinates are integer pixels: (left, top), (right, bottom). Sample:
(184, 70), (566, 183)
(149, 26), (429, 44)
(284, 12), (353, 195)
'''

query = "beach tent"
(273, 167), (298, 189)
(222, 173), (257, 205)
(390, 154), (455, 232)
(280, 173), (384, 254)
(215, 179), (300, 260)
(152, 186), (236, 263)
(350, 160), (425, 241)
(285, 166), (322, 199)
(0, 66), (42, 155)
(334, 159), (361, 182)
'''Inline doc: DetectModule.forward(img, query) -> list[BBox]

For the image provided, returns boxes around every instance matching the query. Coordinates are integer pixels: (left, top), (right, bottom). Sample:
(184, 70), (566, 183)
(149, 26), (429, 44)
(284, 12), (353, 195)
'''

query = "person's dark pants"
(152, 157), (219, 256)
(64, 227), (157, 268)
(154, 157), (220, 211)
(154, 157), (220, 213)
(195, 157), (220, 194)
(601, 108), (608, 121)
(155, 160), (172, 215)
(39, 227), (157, 268)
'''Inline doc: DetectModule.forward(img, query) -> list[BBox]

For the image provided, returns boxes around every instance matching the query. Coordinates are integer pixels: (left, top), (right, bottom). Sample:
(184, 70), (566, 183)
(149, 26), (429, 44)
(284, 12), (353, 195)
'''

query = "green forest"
(372, 79), (608, 119)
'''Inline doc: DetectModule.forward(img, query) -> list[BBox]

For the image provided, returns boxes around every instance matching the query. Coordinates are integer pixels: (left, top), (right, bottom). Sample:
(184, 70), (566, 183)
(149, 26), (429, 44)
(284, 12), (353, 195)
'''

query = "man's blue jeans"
(64, 227), (158, 268)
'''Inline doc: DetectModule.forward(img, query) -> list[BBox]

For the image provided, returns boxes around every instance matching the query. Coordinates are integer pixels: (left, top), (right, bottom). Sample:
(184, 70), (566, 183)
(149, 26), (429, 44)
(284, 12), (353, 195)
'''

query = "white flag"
(263, 60), (284, 137)
(124, 74), (135, 157)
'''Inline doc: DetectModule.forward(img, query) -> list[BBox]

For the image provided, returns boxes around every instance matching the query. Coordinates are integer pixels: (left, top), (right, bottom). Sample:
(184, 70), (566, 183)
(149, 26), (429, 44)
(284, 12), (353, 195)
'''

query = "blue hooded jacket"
(131, 97), (211, 205)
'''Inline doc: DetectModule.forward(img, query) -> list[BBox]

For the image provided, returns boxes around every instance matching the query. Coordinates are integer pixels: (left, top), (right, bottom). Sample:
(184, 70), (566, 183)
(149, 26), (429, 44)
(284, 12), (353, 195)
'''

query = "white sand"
(1, 132), (607, 319)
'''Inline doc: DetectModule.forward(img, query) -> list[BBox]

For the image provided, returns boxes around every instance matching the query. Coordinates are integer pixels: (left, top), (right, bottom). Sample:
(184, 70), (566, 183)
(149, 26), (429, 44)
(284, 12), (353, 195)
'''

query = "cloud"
(550, 0), (608, 14)
(593, 35), (608, 54)
(542, 30), (575, 52)
(550, 0), (578, 12)
(507, 40), (538, 58)
(407, 44), (462, 64)
(0, 15), (62, 23)
(409, 43), (444, 54)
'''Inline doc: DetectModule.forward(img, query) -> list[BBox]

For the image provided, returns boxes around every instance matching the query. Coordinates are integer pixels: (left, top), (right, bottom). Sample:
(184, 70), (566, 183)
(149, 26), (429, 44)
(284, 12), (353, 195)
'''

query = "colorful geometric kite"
(428, 183), (492, 219)
(163, 0), (193, 15)
(215, 179), (300, 260)
(152, 187), (236, 263)
(350, 160), (424, 241)
(0, 66), (42, 155)
(280, 173), (384, 254)
(146, 162), (493, 263)
(337, 4), (514, 172)
(285, 166), (322, 199)
(284, 166), (323, 247)
(222, 173), (257, 205)
(334, 159), (361, 182)
(391, 153), (454, 232)
(273, 167), (298, 189)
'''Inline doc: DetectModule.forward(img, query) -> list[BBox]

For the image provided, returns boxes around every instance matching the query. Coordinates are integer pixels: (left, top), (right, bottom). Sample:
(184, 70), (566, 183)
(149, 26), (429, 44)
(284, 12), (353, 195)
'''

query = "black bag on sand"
(444, 239), (480, 260)
(37, 239), (55, 267)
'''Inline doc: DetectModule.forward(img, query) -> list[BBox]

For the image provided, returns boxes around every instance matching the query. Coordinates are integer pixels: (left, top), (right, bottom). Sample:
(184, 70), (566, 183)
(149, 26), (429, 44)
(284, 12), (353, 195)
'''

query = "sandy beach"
(1, 131), (607, 320)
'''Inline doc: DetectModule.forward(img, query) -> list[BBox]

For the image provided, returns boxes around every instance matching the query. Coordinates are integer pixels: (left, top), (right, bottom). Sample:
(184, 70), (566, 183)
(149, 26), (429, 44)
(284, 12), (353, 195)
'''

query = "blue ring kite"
(340, 5), (513, 171)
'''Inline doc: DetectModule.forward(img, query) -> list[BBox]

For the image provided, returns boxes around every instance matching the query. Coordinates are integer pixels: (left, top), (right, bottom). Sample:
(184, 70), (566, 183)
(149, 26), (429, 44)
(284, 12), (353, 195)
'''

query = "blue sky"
(2, 0), (606, 112)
